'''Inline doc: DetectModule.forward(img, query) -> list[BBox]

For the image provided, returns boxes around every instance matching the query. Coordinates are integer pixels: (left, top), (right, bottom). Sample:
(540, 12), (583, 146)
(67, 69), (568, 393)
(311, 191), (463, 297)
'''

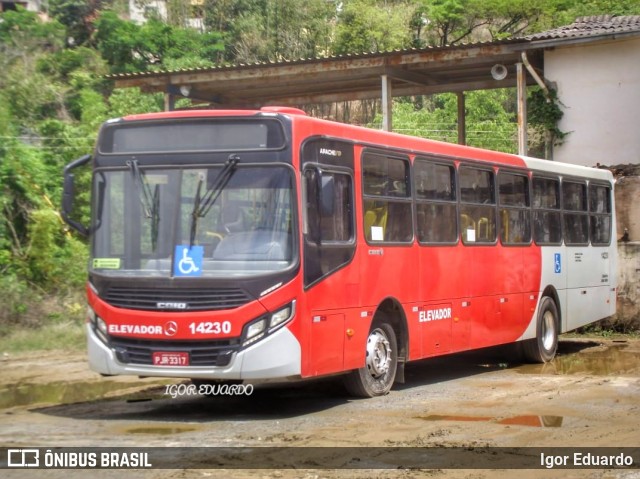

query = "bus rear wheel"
(523, 296), (559, 363)
(343, 321), (397, 397)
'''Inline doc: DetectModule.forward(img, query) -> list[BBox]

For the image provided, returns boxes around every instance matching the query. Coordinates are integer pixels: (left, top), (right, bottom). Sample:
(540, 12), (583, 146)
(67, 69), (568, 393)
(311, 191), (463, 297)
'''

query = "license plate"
(152, 352), (189, 366)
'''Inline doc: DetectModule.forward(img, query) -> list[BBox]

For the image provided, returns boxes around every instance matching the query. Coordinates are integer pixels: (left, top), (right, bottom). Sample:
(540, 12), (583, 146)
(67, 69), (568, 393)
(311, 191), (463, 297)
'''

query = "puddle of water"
(421, 414), (492, 423)
(0, 380), (164, 409)
(122, 425), (200, 435)
(497, 415), (563, 428)
(518, 343), (640, 376)
(417, 414), (563, 428)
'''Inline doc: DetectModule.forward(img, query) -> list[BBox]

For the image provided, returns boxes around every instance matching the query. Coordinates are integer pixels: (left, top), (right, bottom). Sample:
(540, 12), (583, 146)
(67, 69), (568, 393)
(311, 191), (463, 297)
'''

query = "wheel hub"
(366, 329), (392, 378)
(541, 310), (556, 351)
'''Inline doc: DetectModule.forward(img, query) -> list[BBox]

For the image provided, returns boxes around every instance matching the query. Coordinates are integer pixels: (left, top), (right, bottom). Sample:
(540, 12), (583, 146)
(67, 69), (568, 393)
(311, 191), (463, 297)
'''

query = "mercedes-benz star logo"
(164, 321), (178, 336)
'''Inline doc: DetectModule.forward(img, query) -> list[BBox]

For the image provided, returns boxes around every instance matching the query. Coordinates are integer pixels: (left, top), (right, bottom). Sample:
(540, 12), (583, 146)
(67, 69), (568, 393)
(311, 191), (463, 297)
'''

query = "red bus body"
(66, 108), (616, 396)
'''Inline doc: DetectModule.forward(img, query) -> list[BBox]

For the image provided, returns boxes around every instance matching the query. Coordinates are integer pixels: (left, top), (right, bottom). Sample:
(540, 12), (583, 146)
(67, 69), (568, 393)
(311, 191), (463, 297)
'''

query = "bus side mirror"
(61, 154), (92, 236)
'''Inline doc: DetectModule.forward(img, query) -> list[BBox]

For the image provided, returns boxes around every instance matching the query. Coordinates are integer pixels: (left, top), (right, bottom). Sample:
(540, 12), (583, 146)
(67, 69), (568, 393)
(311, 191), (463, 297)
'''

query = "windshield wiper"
(127, 159), (160, 250)
(189, 155), (239, 246)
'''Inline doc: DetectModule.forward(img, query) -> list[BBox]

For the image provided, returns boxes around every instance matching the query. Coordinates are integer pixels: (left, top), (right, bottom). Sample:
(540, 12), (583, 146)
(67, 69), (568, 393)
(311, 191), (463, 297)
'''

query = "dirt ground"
(1, 337), (640, 479)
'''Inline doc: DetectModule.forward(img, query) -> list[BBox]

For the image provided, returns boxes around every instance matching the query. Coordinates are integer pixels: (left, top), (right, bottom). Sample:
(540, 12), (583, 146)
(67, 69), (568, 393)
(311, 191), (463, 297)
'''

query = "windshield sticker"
(174, 245), (203, 277)
(92, 258), (121, 269)
(371, 226), (384, 241)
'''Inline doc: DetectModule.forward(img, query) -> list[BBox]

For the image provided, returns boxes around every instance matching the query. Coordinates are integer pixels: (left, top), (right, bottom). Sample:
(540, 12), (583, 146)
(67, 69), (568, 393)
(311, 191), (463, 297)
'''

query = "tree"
(334, 0), (415, 54)
(376, 90), (518, 153)
(93, 11), (223, 73)
(0, 8), (100, 299)
(203, 0), (336, 64)
(48, 0), (113, 47)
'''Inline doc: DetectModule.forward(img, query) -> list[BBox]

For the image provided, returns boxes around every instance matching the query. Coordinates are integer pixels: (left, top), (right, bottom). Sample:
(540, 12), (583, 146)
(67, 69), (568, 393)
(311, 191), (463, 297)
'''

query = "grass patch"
(0, 285), (87, 353)
(0, 320), (86, 354)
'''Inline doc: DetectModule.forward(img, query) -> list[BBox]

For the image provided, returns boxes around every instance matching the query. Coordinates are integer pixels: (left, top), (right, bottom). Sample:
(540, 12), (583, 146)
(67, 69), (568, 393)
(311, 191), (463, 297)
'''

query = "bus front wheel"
(343, 321), (398, 397)
(523, 296), (559, 363)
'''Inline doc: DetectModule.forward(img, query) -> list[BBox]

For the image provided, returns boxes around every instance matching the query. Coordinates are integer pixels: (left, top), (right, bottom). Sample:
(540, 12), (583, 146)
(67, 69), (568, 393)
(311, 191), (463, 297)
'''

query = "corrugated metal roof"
(106, 16), (640, 82)
(526, 15), (640, 40)
(105, 37), (526, 80)
(107, 15), (640, 108)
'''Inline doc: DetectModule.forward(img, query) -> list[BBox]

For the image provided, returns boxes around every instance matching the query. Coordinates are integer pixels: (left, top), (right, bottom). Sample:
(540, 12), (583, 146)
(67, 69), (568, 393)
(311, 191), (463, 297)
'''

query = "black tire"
(343, 321), (398, 397)
(523, 296), (559, 363)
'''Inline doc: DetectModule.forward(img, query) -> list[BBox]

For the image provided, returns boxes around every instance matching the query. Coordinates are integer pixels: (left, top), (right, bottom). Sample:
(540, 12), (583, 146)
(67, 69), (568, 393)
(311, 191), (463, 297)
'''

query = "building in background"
(0, 0), (43, 12)
(530, 16), (640, 167)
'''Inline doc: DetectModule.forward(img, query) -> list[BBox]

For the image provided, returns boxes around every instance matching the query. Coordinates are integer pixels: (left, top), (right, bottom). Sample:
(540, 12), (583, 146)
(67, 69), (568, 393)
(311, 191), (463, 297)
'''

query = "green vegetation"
(1, 0), (639, 351)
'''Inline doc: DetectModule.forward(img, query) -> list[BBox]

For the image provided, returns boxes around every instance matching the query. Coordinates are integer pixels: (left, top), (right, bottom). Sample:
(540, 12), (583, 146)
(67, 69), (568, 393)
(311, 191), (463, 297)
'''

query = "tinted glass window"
(362, 153), (413, 243)
(532, 176), (562, 245)
(415, 161), (455, 201)
(589, 184), (611, 245)
(563, 181), (587, 211)
(498, 172), (530, 244)
(459, 167), (496, 244)
(533, 177), (560, 209)
(563, 181), (588, 245)
(303, 167), (355, 286)
(414, 159), (457, 244)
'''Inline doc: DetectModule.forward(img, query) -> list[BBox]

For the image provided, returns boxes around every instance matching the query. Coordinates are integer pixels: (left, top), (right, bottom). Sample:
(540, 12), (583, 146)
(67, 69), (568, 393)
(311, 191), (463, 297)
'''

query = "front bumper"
(87, 324), (301, 380)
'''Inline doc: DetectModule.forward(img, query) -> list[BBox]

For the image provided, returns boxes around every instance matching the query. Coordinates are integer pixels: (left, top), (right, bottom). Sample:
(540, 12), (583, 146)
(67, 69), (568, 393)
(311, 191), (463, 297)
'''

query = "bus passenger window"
(589, 184), (611, 245)
(362, 152), (412, 243)
(414, 159), (457, 243)
(532, 176), (562, 245)
(498, 172), (530, 245)
(563, 181), (589, 245)
(459, 166), (496, 244)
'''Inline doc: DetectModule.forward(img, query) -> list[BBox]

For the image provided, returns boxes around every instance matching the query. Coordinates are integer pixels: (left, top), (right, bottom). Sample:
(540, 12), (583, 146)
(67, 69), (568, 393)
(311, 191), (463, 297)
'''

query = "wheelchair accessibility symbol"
(554, 253), (561, 274)
(174, 245), (204, 277)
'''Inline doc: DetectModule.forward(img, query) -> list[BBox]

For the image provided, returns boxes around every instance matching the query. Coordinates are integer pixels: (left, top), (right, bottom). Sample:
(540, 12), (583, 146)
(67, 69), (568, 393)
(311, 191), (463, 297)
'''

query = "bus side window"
(362, 151), (412, 243)
(532, 176), (562, 245)
(563, 180), (589, 245)
(459, 166), (496, 244)
(498, 171), (531, 245)
(589, 183), (612, 245)
(414, 159), (457, 244)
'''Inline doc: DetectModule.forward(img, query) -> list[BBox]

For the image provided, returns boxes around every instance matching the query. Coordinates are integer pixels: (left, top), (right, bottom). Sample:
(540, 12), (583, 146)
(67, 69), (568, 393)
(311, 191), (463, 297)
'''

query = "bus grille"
(103, 286), (252, 311)
(110, 337), (241, 367)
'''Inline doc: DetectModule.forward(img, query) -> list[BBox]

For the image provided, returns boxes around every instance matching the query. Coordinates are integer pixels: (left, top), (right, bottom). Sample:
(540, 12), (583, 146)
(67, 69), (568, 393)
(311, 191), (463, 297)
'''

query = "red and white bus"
(62, 107), (617, 397)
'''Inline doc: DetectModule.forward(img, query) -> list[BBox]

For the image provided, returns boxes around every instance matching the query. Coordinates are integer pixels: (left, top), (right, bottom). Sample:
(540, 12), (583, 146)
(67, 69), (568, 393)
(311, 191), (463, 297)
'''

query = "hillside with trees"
(1, 0), (639, 332)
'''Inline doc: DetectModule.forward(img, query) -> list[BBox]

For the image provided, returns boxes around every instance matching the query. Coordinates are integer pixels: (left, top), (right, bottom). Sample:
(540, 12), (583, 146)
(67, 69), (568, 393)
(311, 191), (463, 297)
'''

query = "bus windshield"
(91, 164), (295, 277)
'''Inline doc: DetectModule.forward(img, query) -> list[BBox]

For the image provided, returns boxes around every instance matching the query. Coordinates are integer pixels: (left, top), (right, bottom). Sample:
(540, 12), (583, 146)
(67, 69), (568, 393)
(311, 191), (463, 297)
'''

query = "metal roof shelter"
(108, 15), (640, 156)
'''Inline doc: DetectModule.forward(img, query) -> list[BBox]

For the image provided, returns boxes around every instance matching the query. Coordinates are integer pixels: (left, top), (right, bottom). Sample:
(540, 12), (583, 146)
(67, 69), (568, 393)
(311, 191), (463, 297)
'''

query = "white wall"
(128, 0), (167, 24)
(544, 36), (640, 167)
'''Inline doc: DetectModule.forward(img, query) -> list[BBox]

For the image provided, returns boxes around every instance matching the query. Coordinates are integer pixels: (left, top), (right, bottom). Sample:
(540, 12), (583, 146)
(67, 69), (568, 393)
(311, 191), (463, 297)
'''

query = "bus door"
(302, 139), (358, 376)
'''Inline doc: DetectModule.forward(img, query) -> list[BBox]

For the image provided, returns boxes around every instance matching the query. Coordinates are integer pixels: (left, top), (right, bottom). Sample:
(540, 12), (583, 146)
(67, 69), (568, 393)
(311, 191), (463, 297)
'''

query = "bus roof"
(523, 156), (614, 182)
(116, 108), (614, 178)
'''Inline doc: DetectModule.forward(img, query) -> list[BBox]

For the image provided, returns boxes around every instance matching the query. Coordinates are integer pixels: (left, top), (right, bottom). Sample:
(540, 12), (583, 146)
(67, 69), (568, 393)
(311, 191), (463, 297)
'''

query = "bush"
(27, 208), (88, 290)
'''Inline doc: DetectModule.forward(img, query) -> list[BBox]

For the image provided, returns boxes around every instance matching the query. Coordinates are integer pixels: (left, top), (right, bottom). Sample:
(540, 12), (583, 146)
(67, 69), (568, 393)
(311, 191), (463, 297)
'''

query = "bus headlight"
(243, 319), (266, 347)
(268, 300), (296, 332)
(242, 300), (296, 348)
(96, 317), (108, 336)
(88, 306), (109, 344)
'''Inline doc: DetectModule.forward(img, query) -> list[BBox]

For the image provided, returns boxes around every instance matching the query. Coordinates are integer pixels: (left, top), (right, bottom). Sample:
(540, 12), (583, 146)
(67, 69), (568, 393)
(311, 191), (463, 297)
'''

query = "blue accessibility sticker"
(174, 245), (204, 277)
(554, 253), (561, 274)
